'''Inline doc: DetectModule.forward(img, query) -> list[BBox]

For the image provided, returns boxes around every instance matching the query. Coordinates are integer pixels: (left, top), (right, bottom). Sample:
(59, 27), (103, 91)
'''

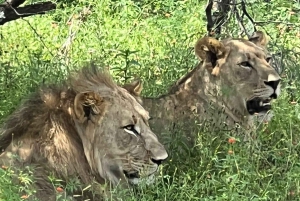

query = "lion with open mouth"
(124, 31), (281, 144)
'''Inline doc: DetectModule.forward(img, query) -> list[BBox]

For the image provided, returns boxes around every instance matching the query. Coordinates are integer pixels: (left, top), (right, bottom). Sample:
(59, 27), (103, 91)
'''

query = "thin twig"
(254, 21), (298, 26)
(23, 18), (55, 58)
(234, 4), (249, 38)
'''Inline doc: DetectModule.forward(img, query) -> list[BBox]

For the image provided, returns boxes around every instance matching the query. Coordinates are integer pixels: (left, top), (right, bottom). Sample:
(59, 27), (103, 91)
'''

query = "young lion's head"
(70, 67), (168, 186)
(194, 31), (281, 123)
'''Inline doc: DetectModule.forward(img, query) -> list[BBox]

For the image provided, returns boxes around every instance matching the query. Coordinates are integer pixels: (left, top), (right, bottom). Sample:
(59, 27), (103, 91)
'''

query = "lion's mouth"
(123, 170), (140, 180)
(123, 170), (155, 185)
(246, 97), (273, 115)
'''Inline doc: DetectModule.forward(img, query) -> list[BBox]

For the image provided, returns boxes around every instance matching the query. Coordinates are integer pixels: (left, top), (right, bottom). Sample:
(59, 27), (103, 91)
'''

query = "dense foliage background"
(0, 0), (300, 200)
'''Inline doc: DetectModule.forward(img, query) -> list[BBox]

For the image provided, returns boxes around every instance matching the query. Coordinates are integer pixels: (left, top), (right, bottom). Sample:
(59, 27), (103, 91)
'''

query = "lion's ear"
(74, 91), (107, 124)
(195, 36), (225, 61)
(249, 31), (268, 47)
(123, 79), (143, 96)
(194, 36), (226, 76)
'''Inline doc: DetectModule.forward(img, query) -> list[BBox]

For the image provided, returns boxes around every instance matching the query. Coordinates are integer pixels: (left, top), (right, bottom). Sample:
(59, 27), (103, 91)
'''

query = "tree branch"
(205, 0), (214, 36)
(5, 0), (26, 8)
(205, 0), (231, 38)
(0, 1), (56, 25)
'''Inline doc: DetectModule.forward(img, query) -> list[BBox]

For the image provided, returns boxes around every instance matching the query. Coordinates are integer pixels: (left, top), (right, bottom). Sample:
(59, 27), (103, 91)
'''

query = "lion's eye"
(124, 125), (134, 130)
(266, 57), (272, 63)
(239, 61), (252, 68)
(123, 125), (139, 136)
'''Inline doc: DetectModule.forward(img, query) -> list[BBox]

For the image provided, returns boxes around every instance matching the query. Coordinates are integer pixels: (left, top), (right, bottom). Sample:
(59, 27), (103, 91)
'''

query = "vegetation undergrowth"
(0, 0), (300, 200)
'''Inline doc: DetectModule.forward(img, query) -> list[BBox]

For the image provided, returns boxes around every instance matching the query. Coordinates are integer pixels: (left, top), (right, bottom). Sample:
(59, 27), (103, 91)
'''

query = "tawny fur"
(0, 65), (167, 201)
(126, 31), (281, 147)
(194, 36), (227, 76)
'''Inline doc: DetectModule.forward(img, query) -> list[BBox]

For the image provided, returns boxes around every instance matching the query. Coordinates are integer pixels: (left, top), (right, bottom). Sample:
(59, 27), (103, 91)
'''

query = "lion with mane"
(124, 31), (282, 145)
(0, 65), (168, 200)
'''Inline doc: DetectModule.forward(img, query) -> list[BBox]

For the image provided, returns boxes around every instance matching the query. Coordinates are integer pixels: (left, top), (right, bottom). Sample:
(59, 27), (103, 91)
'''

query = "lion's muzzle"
(247, 75), (281, 115)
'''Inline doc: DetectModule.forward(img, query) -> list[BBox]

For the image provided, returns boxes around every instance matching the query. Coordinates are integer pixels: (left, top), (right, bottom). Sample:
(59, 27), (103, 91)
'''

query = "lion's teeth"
(263, 103), (271, 106)
(259, 101), (263, 106)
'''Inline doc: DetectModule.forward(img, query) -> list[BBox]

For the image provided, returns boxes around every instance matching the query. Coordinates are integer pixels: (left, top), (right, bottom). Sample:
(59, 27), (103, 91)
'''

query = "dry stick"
(58, 14), (78, 66)
(56, 7), (92, 66)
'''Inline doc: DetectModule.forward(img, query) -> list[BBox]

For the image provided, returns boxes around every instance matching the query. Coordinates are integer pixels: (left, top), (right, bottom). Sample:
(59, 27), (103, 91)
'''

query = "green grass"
(1, 0), (300, 200)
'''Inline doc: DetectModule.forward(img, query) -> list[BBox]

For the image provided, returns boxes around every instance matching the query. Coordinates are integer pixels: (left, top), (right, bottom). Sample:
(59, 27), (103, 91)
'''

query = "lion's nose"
(150, 149), (168, 165)
(151, 158), (162, 165)
(265, 79), (280, 90)
(151, 157), (167, 165)
(264, 79), (280, 99)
